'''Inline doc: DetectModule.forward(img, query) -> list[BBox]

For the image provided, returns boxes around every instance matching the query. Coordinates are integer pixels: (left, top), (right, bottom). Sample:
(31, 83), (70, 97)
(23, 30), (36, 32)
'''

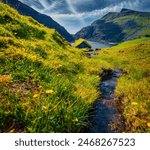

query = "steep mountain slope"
(75, 8), (150, 43)
(0, 2), (101, 132)
(0, 0), (74, 42)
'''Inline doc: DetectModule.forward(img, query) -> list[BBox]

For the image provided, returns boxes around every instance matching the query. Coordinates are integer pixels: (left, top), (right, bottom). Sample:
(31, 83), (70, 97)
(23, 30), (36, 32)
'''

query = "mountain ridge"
(74, 8), (150, 43)
(0, 0), (74, 42)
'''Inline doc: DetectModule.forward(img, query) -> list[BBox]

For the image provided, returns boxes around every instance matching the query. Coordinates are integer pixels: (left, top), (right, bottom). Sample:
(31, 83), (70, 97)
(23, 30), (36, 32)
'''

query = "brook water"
(88, 69), (123, 133)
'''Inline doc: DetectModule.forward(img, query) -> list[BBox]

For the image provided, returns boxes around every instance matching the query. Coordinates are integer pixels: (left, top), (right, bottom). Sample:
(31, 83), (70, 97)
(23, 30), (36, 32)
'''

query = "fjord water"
(88, 69), (123, 133)
(87, 40), (112, 49)
(71, 41), (112, 49)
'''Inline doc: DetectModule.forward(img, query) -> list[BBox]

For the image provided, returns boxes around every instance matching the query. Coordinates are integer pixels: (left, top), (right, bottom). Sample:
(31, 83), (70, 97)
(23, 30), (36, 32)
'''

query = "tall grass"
(0, 2), (101, 133)
(98, 38), (150, 132)
(1, 2), (149, 133)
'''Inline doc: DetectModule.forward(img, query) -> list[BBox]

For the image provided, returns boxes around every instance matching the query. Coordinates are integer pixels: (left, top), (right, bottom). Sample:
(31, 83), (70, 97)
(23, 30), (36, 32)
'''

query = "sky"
(20, 0), (150, 34)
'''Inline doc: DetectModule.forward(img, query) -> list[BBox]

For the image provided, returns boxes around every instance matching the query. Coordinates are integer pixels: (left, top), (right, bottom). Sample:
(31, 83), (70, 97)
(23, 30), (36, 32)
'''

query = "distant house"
(74, 38), (92, 49)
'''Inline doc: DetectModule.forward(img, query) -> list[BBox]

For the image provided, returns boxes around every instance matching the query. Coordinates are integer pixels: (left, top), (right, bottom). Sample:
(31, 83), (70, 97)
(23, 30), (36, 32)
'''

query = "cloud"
(49, 0), (146, 33)
(19, 0), (150, 33)
(40, 1), (61, 14)
(50, 0), (141, 22)
(65, 0), (85, 25)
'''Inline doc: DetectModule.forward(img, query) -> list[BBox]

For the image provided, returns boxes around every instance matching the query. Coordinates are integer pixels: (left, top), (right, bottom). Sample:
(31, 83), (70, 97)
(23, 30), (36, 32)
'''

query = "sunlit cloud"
(53, 0), (141, 18)
(65, 0), (86, 26)
(19, 0), (150, 33)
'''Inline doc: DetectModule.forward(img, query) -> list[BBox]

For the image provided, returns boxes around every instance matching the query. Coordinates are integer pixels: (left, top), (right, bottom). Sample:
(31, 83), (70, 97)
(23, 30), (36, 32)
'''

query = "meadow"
(0, 2), (102, 132)
(97, 38), (150, 132)
(0, 2), (150, 133)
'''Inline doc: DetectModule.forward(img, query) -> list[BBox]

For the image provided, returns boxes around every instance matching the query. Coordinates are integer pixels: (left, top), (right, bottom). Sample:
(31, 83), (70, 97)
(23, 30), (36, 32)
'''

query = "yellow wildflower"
(0, 74), (12, 83)
(38, 85), (42, 89)
(33, 94), (40, 98)
(46, 89), (54, 94)
(131, 102), (138, 105)
(57, 74), (61, 77)
(147, 122), (150, 128)
(74, 118), (78, 122)
(42, 106), (48, 111)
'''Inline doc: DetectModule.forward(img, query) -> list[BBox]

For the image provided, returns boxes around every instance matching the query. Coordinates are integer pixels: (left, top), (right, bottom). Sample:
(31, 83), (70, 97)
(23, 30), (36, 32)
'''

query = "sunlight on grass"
(0, 1), (150, 133)
(0, 2), (101, 133)
(98, 37), (150, 132)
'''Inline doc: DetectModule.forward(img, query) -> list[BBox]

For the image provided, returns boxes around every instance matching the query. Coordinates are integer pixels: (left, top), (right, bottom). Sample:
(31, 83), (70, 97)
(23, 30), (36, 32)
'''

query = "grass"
(0, 2), (102, 133)
(113, 15), (150, 26)
(97, 37), (150, 132)
(0, 2), (150, 133)
(74, 38), (92, 48)
(112, 14), (150, 38)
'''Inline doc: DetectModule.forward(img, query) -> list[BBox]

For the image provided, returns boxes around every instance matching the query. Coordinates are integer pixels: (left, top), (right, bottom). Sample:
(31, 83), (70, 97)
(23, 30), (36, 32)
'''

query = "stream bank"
(88, 69), (124, 133)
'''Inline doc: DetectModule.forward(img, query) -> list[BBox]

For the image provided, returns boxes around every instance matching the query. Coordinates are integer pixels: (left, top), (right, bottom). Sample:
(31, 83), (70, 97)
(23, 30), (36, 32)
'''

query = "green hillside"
(112, 14), (150, 39)
(98, 38), (150, 132)
(75, 8), (150, 43)
(0, 2), (150, 133)
(0, 2), (101, 132)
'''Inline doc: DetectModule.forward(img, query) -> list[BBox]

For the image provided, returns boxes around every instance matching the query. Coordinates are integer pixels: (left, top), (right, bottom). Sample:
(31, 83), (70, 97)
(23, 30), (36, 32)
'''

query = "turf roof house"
(74, 38), (92, 49)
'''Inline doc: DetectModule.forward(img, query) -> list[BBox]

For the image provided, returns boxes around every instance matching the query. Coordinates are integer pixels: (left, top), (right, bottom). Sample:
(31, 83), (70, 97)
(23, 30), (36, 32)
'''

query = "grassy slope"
(103, 11), (150, 40)
(0, 2), (102, 132)
(1, 2), (150, 133)
(113, 15), (150, 38)
(98, 38), (150, 132)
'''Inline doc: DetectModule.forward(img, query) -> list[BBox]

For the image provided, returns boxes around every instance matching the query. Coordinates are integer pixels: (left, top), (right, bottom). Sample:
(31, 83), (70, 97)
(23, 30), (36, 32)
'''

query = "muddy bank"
(88, 69), (124, 133)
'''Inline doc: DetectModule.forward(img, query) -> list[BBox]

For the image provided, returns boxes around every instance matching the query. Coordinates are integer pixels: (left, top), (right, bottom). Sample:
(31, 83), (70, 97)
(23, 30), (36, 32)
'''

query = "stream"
(88, 69), (123, 133)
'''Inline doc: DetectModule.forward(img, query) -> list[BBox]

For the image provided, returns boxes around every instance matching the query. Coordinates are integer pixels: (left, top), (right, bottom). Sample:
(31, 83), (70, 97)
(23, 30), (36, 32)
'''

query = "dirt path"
(88, 69), (123, 133)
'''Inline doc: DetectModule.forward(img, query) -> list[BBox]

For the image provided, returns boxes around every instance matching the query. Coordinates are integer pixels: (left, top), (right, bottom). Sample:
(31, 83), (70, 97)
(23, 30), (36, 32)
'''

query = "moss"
(74, 38), (92, 48)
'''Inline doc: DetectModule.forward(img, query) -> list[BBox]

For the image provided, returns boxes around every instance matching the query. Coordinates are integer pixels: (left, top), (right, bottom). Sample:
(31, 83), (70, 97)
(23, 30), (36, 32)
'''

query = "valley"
(0, 1), (150, 133)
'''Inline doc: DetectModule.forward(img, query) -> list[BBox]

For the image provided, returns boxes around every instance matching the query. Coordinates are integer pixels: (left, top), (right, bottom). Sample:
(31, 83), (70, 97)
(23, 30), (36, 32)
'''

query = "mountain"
(0, 0), (74, 42)
(1, 1), (150, 133)
(74, 8), (150, 43)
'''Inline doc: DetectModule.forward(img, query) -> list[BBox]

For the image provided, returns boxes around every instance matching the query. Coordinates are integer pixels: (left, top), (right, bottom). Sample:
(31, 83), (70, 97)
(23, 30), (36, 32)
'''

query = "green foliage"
(113, 14), (150, 39)
(0, 4), (46, 40)
(0, 26), (13, 37)
(74, 38), (92, 48)
(0, 2), (101, 133)
(99, 37), (150, 132)
(1, 2), (149, 133)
